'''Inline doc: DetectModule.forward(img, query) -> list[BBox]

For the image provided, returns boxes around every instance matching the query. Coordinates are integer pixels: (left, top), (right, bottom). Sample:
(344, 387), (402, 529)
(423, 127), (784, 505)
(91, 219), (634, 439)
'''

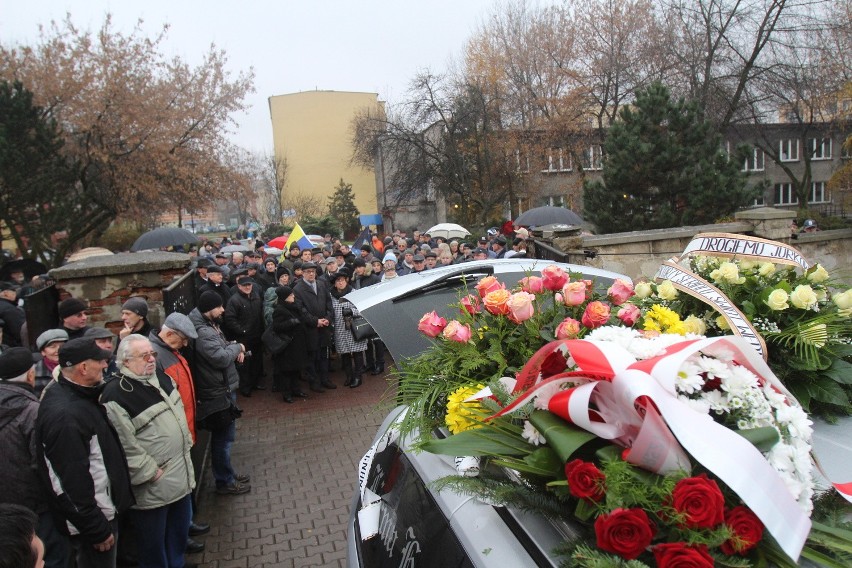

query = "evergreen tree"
(327, 179), (360, 238)
(583, 82), (754, 234)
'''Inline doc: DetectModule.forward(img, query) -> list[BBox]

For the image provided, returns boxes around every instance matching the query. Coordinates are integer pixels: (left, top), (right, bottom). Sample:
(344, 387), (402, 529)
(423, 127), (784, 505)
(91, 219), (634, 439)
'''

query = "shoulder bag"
(262, 326), (292, 355)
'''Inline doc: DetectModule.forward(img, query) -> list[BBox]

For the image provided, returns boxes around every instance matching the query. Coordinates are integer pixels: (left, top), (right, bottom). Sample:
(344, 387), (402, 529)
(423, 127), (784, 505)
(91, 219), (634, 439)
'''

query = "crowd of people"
(0, 224), (532, 568)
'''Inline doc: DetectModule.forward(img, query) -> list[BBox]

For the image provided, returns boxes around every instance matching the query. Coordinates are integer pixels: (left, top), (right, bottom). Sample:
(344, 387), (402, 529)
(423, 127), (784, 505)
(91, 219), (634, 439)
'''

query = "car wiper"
(392, 266), (495, 302)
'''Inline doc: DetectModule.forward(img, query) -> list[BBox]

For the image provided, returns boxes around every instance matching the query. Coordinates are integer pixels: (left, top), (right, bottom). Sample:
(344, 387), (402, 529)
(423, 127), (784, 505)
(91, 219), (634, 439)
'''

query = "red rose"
(565, 459), (605, 502)
(720, 506), (764, 555)
(539, 349), (568, 378)
(653, 543), (714, 568)
(670, 474), (725, 529)
(594, 508), (656, 560)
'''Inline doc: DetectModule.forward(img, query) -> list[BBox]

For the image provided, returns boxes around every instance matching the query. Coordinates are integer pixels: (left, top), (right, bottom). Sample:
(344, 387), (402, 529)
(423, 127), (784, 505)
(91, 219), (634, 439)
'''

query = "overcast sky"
(0, 0), (502, 153)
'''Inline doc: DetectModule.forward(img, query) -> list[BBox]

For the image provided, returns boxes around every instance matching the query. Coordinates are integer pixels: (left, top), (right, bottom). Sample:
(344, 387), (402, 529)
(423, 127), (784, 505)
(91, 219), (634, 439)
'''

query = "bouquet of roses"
(396, 265), (639, 440)
(421, 326), (852, 567)
(630, 256), (852, 418)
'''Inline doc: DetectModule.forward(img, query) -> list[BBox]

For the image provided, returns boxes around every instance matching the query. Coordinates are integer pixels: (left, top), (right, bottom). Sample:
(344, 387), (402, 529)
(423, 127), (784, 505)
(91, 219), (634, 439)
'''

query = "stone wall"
(49, 252), (192, 334)
(535, 207), (852, 279)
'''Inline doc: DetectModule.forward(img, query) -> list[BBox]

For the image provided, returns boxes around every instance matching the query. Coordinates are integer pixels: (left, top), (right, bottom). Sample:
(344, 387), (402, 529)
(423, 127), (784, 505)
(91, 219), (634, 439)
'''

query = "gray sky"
(0, 0), (500, 153)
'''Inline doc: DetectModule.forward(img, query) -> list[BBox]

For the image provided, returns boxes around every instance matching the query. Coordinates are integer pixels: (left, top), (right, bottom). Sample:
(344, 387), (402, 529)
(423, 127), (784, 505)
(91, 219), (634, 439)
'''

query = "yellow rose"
(739, 259), (756, 270)
(815, 289), (827, 302)
(807, 264), (830, 284)
(656, 280), (679, 300)
(634, 281), (653, 299)
(682, 315), (706, 335)
(758, 262), (776, 277)
(765, 289), (789, 311)
(710, 261), (745, 284)
(716, 315), (730, 330)
(789, 285), (818, 310)
(833, 289), (852, 310)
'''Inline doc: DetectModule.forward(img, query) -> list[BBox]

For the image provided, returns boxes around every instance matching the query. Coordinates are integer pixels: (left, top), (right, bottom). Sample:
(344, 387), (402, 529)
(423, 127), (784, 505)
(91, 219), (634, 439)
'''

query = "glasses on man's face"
(129, 351), (158, 360)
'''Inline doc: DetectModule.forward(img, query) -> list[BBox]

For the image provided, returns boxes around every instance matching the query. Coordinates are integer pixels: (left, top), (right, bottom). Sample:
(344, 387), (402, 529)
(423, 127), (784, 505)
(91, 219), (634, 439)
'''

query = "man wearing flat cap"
(199, 264), (232, 308)
(57, 297), (91, 340)
(33, 329), (68, 397)
(0, 347), (70, 567)
(224, 275), (265, 396)
(0, 281), (25, 347)
(492, 235), (508, 259)
(36, 338), (133, 568)
(293, 261), (335, 392)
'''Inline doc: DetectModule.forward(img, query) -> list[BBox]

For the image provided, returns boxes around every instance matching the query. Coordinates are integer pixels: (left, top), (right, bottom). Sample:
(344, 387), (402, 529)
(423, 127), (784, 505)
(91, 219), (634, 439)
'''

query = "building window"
(583, 145), (603, 170)
(842, 142), (851, 160)
(542, 148), (572, 172)
(779, 139), (799, 162)
(810, 181), (829, 203)
(742, 147), (765, 172)
(752, 190), (765, 206)
(808, 137), (832, 160)
(542, 195), (565, 207)
(514, 149), (530, 173)
(774, 183), (798, 205)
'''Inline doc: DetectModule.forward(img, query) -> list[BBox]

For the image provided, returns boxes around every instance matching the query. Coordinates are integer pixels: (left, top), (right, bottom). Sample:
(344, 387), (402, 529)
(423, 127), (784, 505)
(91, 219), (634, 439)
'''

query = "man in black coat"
(292, 262), (336, 393)
(199, 266), (231, 308)
(223, 275), (264, 396)
(0, 282), (25, 347)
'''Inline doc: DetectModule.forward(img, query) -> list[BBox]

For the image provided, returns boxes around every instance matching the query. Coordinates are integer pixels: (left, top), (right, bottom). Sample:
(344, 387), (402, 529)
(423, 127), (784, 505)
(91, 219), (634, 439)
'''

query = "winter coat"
(330, 292), (367, 355)
(0, 298), (25, 347)
(198, 281), (231, 309)
(36, 376), (134, 542)
(0, 382), (44, 511)
(102, 368), (195, 510)
(293, 278), (333, 351)
(188, 308), (241, 399)
(223, 288), (264, 343)
(351, 272), (380, 290)
(149, 331), (197, 443)
(271, 301), (308, 371)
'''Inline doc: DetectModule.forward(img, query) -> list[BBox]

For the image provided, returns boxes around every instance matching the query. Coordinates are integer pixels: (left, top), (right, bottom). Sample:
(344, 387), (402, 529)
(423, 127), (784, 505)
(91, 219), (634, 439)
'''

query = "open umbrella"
(0, 258), (48, 281)
(514, 206), (584, 228)
(267, 235), (290, 249)
(219, 244), (252, 253)
(67, 247), (114, 263)
(425, 223), (471, 240)
(131, 227), (199, 251)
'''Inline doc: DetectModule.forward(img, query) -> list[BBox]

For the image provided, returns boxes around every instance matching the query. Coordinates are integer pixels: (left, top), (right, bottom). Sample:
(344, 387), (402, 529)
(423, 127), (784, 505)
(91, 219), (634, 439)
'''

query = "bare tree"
(253, 153), (288, 225)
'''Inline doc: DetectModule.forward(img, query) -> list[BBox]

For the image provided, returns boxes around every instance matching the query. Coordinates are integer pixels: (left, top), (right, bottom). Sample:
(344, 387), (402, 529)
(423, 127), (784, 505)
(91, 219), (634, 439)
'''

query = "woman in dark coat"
(271, 286), (308, 403)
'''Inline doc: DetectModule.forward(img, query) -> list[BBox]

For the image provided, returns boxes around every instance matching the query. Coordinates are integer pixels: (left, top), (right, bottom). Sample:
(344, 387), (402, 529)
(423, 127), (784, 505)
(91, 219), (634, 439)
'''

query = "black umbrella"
(514, 206), (584, 228)
(131, 227), (199, 252)
(0, 258), (48, 282)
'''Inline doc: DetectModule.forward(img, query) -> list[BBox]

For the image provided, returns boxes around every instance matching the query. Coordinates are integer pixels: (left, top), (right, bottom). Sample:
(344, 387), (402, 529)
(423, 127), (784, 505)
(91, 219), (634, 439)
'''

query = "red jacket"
(150, 332), (197, 443)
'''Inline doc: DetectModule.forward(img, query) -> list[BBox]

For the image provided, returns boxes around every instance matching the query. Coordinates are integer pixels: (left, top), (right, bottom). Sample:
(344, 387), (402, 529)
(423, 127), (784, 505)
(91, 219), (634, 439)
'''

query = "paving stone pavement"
(191, 363), (395, 568)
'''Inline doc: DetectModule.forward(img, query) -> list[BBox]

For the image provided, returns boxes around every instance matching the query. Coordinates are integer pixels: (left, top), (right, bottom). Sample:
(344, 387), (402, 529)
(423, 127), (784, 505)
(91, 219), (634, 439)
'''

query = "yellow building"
(268, 91), (384, 223)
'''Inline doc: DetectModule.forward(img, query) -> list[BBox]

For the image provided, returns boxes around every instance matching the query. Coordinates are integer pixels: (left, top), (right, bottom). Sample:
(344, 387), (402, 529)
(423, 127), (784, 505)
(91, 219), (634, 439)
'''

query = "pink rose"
(555, 317), (581, 339)
(418, 311), (447, 337)
(562, 281), (587, 306)
(483, 289), (511, 315)
(519, 276), (545, 294)
(608, 279), (635, 306)
(460, 294), (481, 315)
(442, 320), (472, 343)
(581, 301), (611, 329)
(541, 265), (568, 291)
(617, 304), (641, 327)
(475, 275), (504, 298)
(507, 291), (536, 323)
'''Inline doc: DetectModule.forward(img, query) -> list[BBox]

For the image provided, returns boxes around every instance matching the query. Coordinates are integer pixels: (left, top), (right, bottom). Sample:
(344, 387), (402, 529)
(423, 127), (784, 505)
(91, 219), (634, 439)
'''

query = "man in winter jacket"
(0, 282), (25, 346)
(36, 338), (133, 568)
(0, 347), (69, 568)
(102, 334), (195, 568)
(223, 274), (265, 396)
(293, 262), (335, 393)
(189, 292), (251, 496)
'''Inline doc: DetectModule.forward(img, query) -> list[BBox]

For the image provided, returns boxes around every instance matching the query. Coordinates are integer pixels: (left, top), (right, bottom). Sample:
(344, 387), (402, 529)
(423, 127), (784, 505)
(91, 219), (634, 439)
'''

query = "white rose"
(682, 315), (706, 335)
(758, 262), (776, 277)
(634, 281), (653, 299)
(807, 264), (830, 284)
(789, 285), (818, 310)
(710, 261), (745, 284)
(765, 289), (789, 311)
(832, 289), (852, 310)
(656, 280), (678, 300)
(716, 315), (730, 330)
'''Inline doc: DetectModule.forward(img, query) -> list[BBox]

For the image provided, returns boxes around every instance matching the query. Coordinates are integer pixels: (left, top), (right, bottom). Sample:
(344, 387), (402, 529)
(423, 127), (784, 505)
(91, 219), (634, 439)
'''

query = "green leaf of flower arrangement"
(736, 426), (780, 452)
(825, 359), (852, 385)
(528, 410), (598, 463)
(421, 428), (536, 457)
(806, 377), (851, 406)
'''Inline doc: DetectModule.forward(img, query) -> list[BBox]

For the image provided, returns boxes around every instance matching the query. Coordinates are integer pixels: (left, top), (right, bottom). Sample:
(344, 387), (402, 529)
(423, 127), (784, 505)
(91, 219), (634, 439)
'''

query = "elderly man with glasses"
(101, 334), (195, 568)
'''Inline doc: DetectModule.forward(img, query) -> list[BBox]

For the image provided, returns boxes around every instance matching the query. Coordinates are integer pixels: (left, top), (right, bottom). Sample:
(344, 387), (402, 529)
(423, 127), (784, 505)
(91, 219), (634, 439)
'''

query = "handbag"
(349, 315), (377, 341)
(262, 326), (292, 355)
(196, 396), (242, 431)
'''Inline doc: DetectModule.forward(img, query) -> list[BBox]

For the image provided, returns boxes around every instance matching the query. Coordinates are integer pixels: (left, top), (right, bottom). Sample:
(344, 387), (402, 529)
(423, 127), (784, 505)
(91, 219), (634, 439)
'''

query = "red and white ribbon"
(491, 337), (811, 562)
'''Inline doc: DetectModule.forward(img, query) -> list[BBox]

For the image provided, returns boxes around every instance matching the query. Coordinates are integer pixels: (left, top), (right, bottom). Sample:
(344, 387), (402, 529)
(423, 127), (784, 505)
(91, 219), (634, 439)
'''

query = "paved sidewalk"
(192, 365), (394, 567)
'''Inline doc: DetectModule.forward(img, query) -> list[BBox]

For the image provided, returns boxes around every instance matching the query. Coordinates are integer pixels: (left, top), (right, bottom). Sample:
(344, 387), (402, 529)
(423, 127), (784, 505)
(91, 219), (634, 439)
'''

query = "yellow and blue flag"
(284, 223), (314, 252)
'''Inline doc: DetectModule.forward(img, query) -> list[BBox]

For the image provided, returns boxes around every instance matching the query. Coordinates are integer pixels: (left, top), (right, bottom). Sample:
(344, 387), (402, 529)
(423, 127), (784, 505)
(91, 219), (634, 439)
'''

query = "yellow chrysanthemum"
(445, 384), (486, 434)
(643, 305), (687, 335)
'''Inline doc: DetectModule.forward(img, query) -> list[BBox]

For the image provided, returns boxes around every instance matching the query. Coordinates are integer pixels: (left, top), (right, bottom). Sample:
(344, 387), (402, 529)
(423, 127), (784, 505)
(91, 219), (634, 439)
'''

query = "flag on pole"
(284, 223), (314, 252)
(351, 227), (372, 253)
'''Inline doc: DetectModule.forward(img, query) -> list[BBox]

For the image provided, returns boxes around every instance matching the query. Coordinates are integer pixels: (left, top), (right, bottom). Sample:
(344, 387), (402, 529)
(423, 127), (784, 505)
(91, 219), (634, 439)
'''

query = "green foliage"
(260, 222), (288, 241)
(300, 214), (339, 237)
(327, 179), (360, 238)
(98, 222), (144, 252)
(584, 82), (754, 233)
(562, 544), (650, 568)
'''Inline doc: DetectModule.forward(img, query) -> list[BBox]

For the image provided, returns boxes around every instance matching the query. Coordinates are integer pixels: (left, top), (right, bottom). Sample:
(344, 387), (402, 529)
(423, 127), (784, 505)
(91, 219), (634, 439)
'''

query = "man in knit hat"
(119, 297), (151, 341)
(57, 297), (90, 340)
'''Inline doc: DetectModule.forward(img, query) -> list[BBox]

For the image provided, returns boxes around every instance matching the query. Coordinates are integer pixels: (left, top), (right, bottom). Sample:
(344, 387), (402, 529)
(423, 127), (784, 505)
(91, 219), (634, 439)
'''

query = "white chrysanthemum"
(776, 405), (813, 439)
(522, 421), (546, 446)
(678, 395), (711, 415)
(722, 365), (760, 393)
(675, 361), (705, 395)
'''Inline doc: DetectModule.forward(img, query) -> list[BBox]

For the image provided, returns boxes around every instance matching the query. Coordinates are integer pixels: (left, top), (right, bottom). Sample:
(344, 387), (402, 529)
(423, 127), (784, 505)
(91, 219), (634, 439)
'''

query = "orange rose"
(483, 289), (511, 315)
(475, 275), (504, 298)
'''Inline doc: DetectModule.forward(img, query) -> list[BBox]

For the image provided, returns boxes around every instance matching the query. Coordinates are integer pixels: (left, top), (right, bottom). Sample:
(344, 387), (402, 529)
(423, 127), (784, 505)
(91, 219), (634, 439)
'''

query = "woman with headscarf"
(270, 286), (308, 403)
(329, 272), (367, 388)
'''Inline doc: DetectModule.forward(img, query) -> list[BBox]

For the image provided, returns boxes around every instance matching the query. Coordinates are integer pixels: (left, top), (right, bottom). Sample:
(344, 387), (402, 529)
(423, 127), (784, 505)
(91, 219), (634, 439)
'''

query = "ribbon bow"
(489, 336), (810, 562)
